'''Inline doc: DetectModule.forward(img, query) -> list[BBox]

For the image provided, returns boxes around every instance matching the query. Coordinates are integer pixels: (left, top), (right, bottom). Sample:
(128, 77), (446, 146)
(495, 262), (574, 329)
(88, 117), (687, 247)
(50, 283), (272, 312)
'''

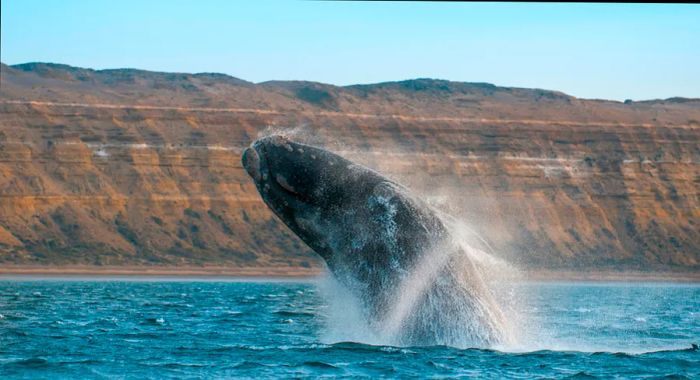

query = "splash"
(256, 124), (334, 151)
(318, 207), (525, 349)
(247, 130), (527, 349)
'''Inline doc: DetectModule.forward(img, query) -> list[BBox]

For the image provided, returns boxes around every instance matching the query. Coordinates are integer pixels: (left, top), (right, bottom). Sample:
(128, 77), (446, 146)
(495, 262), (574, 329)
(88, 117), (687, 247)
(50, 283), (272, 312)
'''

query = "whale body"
(242, 135), (508, 347)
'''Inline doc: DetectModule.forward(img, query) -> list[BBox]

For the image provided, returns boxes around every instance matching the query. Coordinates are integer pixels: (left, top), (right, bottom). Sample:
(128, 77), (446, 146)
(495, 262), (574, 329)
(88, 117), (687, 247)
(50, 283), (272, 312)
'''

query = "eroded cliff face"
(1, 63), (699, 271)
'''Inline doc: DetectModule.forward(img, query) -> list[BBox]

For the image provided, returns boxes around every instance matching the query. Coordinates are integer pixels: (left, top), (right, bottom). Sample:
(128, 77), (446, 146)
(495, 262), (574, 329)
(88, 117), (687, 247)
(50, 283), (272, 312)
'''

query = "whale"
(242, 134), (508, 347)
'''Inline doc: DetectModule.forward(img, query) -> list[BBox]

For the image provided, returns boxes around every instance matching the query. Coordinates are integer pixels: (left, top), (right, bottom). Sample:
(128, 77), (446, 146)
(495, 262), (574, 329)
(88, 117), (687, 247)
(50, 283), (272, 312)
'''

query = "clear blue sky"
(2, 1), (698, 101)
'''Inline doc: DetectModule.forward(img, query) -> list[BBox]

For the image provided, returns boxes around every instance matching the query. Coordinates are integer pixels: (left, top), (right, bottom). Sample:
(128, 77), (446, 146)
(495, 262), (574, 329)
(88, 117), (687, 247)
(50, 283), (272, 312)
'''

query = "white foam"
(317, 275), (383, 346)
(316, 211), (526, 349)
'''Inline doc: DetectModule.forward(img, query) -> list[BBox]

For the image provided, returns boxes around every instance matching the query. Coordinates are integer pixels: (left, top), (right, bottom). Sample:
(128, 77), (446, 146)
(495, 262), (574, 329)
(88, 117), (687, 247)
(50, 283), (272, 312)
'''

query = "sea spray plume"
(242, 134), (512, 347)
(256, 123), (332, 151)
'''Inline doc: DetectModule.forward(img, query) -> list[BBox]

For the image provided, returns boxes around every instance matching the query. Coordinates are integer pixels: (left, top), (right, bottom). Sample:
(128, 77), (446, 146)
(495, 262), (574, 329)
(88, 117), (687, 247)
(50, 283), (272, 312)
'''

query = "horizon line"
(3, 60), (698, 104)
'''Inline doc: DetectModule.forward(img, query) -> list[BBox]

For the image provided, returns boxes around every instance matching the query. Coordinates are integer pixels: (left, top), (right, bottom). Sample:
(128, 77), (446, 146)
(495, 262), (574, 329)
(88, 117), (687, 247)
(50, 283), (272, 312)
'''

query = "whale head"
(242, 135), (443, 276)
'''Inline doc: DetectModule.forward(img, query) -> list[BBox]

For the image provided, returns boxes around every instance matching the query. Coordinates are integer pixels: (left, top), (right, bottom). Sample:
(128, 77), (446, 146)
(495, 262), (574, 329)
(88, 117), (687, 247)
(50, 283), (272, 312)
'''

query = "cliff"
(1, 62), (699, 272)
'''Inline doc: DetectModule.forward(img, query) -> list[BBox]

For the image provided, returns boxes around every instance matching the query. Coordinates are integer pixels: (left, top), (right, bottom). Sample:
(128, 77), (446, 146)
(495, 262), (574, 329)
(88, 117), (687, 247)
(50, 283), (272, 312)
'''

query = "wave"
(198, 338), (698, 358)
(310, 341), (700, 357)
(502, 343), (700, 356)
(300, 361), (339, 369)
(142, 317), (165, 325)
(273, 310), (316, 318)
(232, 360), (266, 370)
(4, 357), (49, 368)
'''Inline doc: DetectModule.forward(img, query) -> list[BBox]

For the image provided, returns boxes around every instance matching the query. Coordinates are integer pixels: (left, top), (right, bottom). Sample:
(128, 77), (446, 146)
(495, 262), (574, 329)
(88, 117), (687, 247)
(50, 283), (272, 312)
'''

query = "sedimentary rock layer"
(1, 63), (698, 271)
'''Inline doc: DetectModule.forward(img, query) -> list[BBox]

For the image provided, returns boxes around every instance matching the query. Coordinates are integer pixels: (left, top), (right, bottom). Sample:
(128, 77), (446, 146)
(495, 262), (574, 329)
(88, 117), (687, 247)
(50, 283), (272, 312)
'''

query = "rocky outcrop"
(1, 62), (698, 271)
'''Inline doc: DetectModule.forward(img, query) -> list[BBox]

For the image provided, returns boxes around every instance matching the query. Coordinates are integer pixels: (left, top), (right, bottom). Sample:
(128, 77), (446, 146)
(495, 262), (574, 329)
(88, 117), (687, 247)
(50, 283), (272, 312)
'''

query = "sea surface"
(0, 278), (698, 379)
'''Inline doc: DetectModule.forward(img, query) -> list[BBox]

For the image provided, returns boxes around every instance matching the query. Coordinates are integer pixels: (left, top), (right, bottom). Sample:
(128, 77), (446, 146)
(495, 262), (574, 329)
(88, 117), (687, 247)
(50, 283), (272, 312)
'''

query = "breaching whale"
(242, 135), (509, 347)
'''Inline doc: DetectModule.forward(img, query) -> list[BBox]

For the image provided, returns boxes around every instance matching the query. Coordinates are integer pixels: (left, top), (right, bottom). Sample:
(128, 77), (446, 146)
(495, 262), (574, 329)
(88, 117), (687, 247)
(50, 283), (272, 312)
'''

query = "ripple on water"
(142, 317), (165, 325)
(5, 357), (49, 368)
(300, 361), (340, 370)
(0, 281), (698, 379)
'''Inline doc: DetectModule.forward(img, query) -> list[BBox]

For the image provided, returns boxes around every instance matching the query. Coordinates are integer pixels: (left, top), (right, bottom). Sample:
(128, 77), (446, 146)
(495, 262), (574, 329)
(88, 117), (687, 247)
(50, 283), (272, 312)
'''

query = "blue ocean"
(1, 278), (698, 379)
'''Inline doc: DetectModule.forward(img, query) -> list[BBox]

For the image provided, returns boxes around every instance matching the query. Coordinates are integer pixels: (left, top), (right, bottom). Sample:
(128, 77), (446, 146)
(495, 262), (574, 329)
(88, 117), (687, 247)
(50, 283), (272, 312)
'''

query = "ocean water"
(0, 278), (698, 379)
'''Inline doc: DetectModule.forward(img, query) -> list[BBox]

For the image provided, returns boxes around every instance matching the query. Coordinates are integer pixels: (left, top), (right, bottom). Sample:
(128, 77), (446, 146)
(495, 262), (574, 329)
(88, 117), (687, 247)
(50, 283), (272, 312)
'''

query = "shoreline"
(0, 265), (322, 279)
(0, 265), (698, 282)
(522, 270), (700, 283)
